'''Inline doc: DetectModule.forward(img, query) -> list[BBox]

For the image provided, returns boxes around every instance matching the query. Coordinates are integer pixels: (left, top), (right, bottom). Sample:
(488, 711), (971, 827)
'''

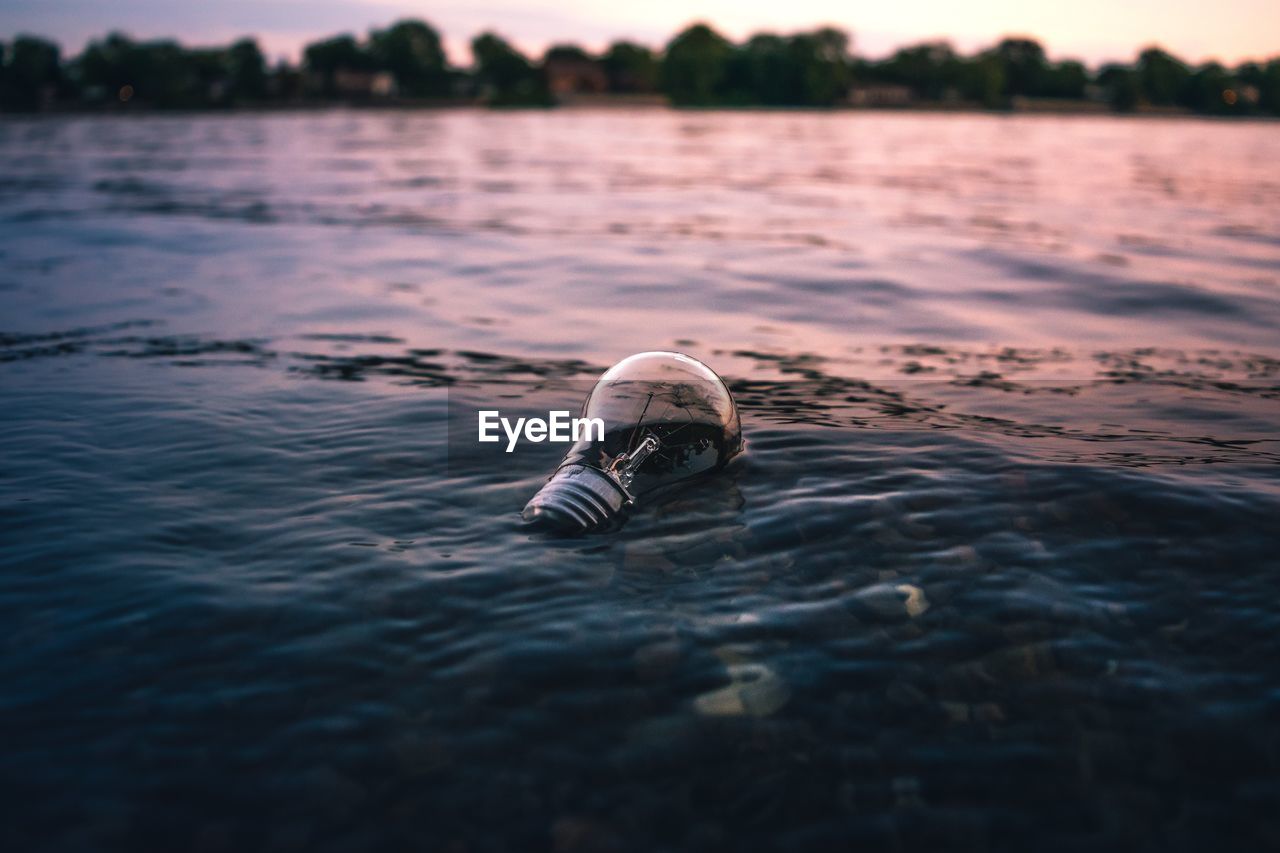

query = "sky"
(2, 0), (1277, 67)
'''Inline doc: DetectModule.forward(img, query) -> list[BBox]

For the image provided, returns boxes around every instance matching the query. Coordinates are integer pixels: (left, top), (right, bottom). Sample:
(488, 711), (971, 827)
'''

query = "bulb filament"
(608, 433), (661, 499)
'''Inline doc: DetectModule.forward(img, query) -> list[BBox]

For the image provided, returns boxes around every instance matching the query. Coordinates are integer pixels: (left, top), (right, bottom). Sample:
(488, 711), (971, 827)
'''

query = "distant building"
(370, 73), (397, 98)
(545, 56), (607, 101)
(333, 69), (396, 98)
(847, 84), (914, 107)
(305, 69), (397, 99)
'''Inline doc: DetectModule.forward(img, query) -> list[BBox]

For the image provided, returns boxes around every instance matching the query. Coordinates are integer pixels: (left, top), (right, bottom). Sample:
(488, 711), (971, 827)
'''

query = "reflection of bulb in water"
(522, 351), (743, 533)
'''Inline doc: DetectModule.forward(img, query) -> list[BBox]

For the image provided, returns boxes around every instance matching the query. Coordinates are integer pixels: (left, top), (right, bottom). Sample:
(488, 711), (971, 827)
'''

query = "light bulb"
(522, 351), (744, 533)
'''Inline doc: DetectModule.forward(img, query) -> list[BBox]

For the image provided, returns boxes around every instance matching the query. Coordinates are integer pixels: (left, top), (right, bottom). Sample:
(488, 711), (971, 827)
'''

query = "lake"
(2, 109), (1279, 851)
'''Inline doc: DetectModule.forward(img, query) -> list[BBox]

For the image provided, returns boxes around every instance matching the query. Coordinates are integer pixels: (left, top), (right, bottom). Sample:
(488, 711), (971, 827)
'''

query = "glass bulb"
(522, 351), (743, 532)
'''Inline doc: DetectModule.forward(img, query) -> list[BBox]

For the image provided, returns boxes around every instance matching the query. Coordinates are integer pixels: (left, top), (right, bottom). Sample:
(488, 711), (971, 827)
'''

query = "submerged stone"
(850, 582), (930, 619)
(693, 661), (791, 717)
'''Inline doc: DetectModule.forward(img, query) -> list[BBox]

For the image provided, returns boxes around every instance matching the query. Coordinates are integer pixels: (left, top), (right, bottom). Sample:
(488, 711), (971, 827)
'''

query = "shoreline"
(4, 100), (1276, 122)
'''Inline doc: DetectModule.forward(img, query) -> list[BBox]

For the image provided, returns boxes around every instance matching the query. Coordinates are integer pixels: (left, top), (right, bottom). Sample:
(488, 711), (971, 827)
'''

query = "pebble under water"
(1, 111), (1279, 851)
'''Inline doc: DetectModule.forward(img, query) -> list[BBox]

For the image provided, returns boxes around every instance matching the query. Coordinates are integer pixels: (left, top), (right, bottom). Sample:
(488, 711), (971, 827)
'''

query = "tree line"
(1, 19), (1277, 116)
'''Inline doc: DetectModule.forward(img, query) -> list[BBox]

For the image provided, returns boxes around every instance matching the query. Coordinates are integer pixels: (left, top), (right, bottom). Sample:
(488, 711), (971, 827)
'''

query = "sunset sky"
(2, 0), (1277, 66)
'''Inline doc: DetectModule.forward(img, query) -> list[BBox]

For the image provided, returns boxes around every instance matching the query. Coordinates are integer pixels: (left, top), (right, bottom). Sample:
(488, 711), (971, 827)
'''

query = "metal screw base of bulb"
(522, 464), (629, 533)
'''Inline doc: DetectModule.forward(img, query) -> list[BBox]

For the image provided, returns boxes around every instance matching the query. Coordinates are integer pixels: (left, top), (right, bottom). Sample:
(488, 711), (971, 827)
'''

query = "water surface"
(2, 110), (1279, 851)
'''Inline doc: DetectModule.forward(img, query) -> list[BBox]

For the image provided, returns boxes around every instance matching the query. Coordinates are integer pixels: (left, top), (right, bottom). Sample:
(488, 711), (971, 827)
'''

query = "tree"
(143, 40), (206, 107)
(3, 35), (62, 110)
(989, 37), (1048, 97)
(303, 34), (371, 97)
(544, 44), (594, 64)
(76, 32), (136, 100)
(1098, 64), (1139, 111)
(471, 32), (550, 106)
(962, 54), (1006, 107)
(1257, 59), (1280, 115)
(788, 27), (852, 106)
(879, 41), (960, 100)
(601, 41), (657, 93)
(1041, 60), (1088, 99)
(729, 33), (791, 104)
(226, 38), (267, 101)
(76, 34), (209, 107)
(1182, 62), (1241, 114)
(661, 23), (733, 106)
(718, 27), (851, 107)
(369, 19), (449, 98)
(4, 21), (1276, 116)
(1136, 47), (1190, 106)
